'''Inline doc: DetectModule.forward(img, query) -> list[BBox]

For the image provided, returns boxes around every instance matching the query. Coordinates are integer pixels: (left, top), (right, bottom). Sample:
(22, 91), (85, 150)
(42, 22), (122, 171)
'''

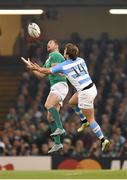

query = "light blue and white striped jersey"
(51, 57), (92, 91)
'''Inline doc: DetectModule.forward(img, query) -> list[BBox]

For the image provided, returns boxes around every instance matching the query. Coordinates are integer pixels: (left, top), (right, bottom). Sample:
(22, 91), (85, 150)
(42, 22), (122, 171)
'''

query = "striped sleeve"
(50, 63), (64, 74)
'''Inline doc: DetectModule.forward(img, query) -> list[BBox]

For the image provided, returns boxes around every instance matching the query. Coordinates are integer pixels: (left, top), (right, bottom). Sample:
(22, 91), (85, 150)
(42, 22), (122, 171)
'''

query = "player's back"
(62, 57), (92, 91)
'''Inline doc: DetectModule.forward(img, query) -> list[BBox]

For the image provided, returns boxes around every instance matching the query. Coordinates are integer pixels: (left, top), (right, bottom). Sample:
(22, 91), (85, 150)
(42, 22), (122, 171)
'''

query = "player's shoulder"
(50, 51), (64, 62)
(76, 56), (85, 62)
(75, 57), (87, 65)
(61, 60), (71, 65)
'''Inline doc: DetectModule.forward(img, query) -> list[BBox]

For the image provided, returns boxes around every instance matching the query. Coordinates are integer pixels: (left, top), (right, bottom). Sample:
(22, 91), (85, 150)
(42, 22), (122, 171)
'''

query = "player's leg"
(45, 82), (68, 136)
(47, 104), (63, 153)
(69, 92), (89, 132)
(82, 108), (110, 151)
(45, 93), (65, 133)
(78, 84), (110, 151)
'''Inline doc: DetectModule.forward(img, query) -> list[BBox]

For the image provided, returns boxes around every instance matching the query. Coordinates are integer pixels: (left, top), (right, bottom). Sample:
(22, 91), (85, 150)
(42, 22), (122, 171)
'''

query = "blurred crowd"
(0, 32), (127, 158)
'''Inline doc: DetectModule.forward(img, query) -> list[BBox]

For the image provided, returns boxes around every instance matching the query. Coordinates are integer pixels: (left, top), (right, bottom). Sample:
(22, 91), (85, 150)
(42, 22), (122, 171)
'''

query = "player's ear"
(65, 54), (69, 60)
(64, 48), (67, 57)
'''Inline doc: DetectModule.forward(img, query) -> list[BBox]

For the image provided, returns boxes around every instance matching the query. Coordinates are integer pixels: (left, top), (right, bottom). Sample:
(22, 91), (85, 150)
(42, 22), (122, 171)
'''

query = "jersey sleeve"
(50, 63), (64, 74)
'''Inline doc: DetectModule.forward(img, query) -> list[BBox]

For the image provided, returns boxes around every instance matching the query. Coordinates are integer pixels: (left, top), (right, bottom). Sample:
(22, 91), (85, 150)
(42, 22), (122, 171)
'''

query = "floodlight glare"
(109, 9), (127, 14)
(0, 9), (43, 15)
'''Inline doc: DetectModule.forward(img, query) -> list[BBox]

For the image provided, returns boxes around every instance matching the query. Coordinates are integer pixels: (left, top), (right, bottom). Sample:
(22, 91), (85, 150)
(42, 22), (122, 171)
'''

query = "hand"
(29, 62), (42, 71)
(21, 57), (32, 69)
(21, 57), (34, 70)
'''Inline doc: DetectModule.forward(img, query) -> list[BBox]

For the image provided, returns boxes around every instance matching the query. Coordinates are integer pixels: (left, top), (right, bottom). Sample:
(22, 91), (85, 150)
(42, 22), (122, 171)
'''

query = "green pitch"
(0, 170), (126, 179)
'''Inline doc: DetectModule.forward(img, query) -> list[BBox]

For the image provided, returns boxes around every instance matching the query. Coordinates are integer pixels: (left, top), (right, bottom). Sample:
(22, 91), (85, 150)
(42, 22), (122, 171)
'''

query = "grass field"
(0, 170), (126, 179)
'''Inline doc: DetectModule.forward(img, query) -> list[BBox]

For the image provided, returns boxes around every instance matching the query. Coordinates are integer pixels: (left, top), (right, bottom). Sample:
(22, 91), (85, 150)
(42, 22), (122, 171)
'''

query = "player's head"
(47, 40), (59, 52)
(64, 43), (79, 60)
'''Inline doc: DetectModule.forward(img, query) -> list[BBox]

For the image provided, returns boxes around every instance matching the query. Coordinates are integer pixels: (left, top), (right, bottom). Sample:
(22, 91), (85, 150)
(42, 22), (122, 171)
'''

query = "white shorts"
(78, 84), (97, 109)
(50, 82), (69, 106)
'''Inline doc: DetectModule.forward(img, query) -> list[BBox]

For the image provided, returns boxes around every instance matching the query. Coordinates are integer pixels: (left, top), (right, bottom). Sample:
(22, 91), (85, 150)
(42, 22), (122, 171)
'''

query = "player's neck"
(50, 49), (59, 53)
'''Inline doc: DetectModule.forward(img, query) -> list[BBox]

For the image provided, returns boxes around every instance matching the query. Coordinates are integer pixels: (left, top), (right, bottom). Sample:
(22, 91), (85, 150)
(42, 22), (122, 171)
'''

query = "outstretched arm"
(30, 62), (64, 75)
(21, 57), (64, 76)
(31, 70), (46, 79)
(30, 62), (52, 74)
(21, 57), (46, 79)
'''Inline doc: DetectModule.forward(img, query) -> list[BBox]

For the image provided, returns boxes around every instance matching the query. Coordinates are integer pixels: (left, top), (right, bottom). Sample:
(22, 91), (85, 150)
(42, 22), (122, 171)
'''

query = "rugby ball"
(28, 23), (41, 38)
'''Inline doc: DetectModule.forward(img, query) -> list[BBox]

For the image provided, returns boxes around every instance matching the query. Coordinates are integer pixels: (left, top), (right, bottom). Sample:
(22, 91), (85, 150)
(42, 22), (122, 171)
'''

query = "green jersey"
(43, 51), (67, 86)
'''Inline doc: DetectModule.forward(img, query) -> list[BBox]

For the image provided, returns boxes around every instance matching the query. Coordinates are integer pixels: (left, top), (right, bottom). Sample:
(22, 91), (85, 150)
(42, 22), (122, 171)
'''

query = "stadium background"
(0, 0), (127, 174)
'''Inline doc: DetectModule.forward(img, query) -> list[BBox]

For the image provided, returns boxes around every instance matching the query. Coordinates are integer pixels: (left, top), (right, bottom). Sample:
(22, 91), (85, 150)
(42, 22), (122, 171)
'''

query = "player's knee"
(69, 99), (75, 107)
(45, 102), (51, 110)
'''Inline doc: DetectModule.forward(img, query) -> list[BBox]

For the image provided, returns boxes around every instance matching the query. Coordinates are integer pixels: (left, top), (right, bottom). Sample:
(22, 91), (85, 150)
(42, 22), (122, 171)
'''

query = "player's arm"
(21, 57), (46, 79)
(31, 62), (63, 75)
(31, 70), (46, 79)
(30, 63), (52, 74)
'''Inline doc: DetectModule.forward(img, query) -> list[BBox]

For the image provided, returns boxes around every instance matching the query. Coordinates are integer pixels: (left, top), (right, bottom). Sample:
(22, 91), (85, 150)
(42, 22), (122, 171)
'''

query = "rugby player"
(28, 43), (110, 151)
(21, 40), (69, 153)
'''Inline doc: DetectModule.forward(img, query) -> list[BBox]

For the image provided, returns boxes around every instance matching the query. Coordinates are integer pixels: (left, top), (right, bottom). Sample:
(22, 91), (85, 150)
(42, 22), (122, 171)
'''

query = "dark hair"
(65, 43), (79, 60)
(49, 39), (59, 46)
